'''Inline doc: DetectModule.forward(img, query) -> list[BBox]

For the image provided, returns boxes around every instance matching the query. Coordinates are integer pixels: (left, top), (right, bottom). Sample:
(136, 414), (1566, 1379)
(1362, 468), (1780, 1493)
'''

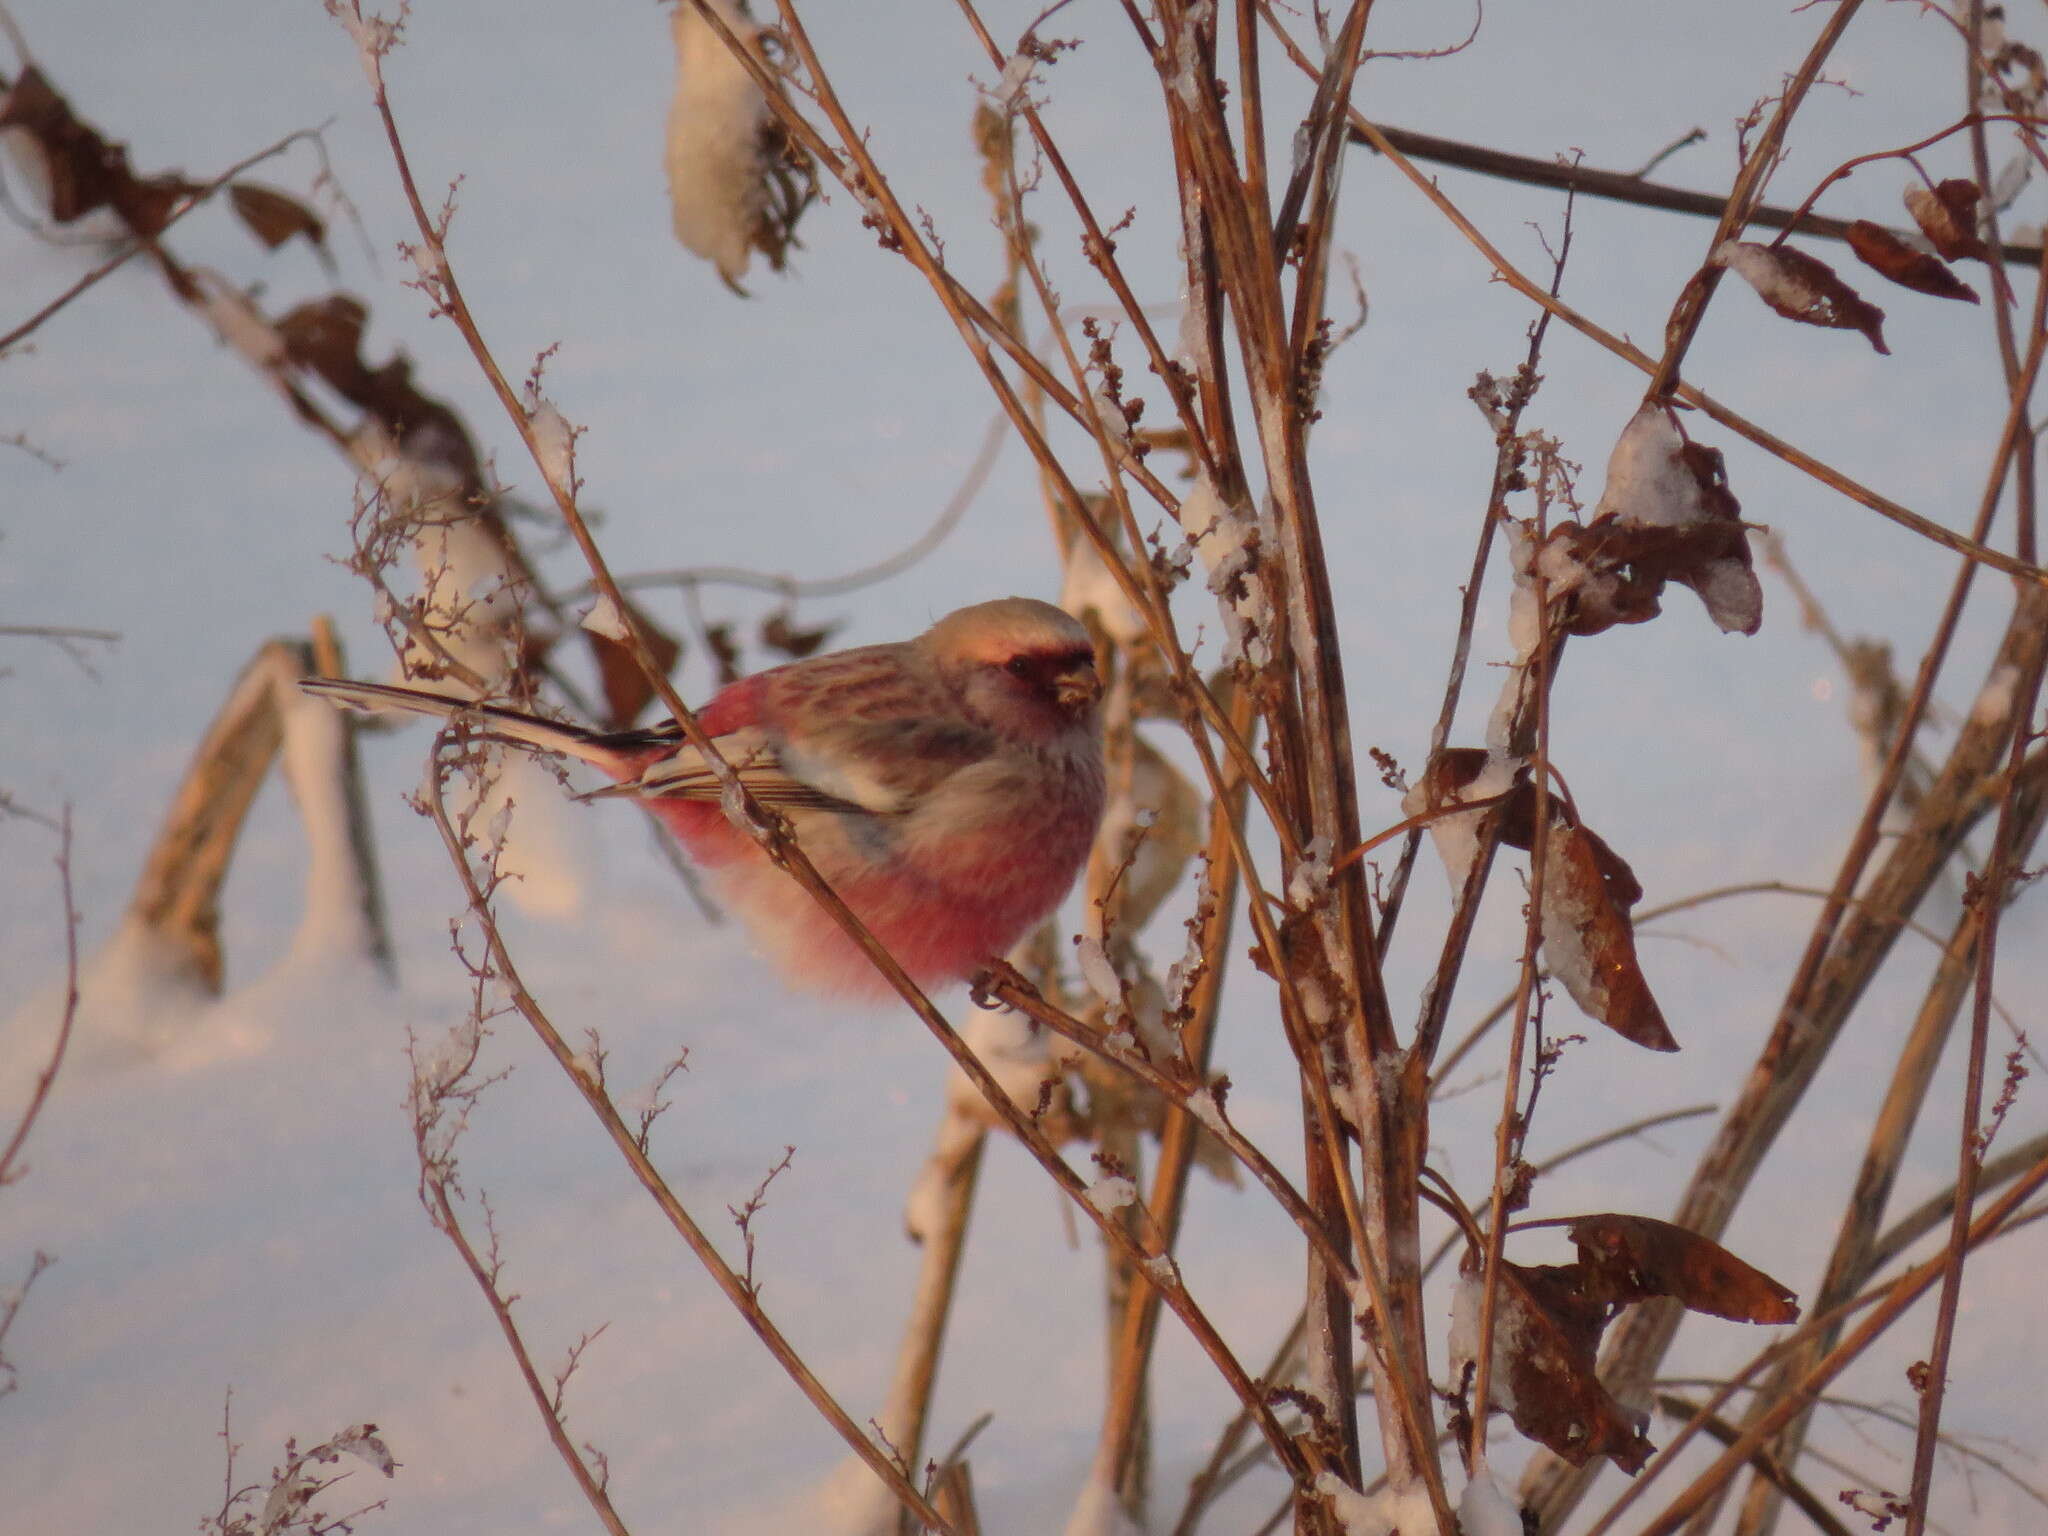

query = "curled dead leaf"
(758, 608), (840, 661)
(1403, 748), (1529, 895)
(587, 604), (684, 729)
(277, 293), (374, 395)
(229, 180), (334, 268)
(1541, 817), (1678, 1052)
(1566, 1213), (1800, 1324)
(1844, 220), (1979, 304)
(1454, 1261), (1656, 1473)
(1712, 240), (1889, 356)
(0, 65), (200, 235)
(1560, 407), (1763, 637)
(1904, 178), (1990, 263)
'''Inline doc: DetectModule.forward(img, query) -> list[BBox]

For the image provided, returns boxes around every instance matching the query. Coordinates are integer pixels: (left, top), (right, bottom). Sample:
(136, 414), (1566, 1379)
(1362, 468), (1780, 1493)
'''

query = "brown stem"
(1639, 0), (1869, 403)
(420, 779), (956, 1534)
(1094, 690), (1255, 1498)
(1600, 1147), (2048, 1536)
(1652, 1395), (1855, 1536)
(0, 813), (78, 1188)
(1327, 101), (2048, 587)
(1347, 120), (2047, 268)
(423, 1176), (633, 1536)
(1901, 645), (2048, 1533)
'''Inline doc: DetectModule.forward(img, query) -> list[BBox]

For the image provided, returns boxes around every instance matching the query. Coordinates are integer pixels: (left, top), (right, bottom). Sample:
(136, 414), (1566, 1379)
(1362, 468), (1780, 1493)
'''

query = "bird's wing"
(579, 727), (852, 811)
(588, 718), (995, 817)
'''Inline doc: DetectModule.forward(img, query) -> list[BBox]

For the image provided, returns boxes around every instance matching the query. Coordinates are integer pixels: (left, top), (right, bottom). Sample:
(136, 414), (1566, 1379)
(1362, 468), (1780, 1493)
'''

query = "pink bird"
(302, 597), (1106, 996)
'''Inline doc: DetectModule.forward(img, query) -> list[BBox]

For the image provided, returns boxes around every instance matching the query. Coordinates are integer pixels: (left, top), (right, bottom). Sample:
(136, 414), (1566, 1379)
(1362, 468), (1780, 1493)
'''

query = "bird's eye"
(1005, 656), (1034, 677)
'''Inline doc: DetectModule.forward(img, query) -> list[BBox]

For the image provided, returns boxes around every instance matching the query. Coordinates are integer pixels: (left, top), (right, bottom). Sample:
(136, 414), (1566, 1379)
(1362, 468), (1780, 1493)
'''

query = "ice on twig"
(580, 593), (632, 644)
(1083, 1173), (1138, 1216)
(1177, 477), (1275, 668)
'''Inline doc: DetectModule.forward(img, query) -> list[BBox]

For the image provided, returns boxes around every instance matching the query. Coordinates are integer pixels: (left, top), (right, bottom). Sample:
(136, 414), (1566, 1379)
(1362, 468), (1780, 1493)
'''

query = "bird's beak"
(1055, 664), (1103, 713)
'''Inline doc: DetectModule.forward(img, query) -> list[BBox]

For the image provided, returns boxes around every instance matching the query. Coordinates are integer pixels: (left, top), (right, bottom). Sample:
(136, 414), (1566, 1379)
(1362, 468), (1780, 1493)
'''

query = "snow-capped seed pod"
(664, 0), (815, 293)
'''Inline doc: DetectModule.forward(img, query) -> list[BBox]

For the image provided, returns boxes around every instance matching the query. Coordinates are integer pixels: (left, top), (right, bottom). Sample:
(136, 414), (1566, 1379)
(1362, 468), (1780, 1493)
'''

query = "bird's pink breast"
(635, 767), (1098, 998)
(608, 667), (1102, 998)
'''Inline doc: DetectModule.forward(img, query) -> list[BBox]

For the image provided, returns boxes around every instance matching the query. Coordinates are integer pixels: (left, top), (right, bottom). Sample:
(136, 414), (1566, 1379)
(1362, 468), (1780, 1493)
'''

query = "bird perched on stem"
(302, 597), (1106, 996)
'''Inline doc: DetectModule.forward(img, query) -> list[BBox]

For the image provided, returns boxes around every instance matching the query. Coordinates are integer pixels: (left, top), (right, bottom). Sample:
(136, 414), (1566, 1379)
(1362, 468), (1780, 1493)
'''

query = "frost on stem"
(1402, 748), (1520, 895)
(1446, 1269), (1524, 1421)
(1183, 1083), (1228, 1138)
(196, 278), (288, 369)
(525, 398), (577, 502)
(1083, 1171), (1138, 1216)
(1176, 478), (1276, 669)
(1164, 0), (1216, 110)
(1313, 1470), (1434, 1535)
(323, 0), (404, 94)
(1286, 833), (1334, 910)
(579, 593), (632, 645)
(1162, 854), (1216, 1016)
(1073, 931), (1130, 1036)
(665, 0), (813, 293)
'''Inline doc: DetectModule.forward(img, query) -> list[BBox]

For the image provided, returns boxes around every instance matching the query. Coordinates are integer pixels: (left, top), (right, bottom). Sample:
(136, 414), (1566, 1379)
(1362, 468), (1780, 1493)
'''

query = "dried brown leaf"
(229, 180), (331, 259)
(1565, 409), (1762, 635)
(1404, 748), (1532, 894)
(0, 66), (199, 234)
(703, 622), (743, 687)
(1713, 240), (1890, 355)
(277, 294), (373, 395)
(1540, 818), (1678, 1051)
(278, 294), (487, 494)
(1566, 1213), (1800, 1324)
(1470, 1260), (1657, 1473)
(1667, 440), (1762, 635)
(1844, 220), (1979, 304)
(1904, 178), (1990, 262)
(758, 607), (839, 660)
(588, 601), (683, 729)
(0, 66), (117, 224)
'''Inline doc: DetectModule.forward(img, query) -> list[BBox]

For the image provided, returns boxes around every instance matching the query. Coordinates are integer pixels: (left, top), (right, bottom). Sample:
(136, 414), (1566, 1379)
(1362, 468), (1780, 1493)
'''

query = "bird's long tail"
(298, 678), (617, 768)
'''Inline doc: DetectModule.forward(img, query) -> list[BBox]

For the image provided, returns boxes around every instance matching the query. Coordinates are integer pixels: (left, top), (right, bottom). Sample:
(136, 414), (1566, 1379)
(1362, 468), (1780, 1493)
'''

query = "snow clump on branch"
(665, 0), (812, 293)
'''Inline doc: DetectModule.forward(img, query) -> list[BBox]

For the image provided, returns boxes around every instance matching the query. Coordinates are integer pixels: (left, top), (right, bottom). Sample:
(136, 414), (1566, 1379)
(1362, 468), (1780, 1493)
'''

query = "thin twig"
(0, 811), (78, 1188)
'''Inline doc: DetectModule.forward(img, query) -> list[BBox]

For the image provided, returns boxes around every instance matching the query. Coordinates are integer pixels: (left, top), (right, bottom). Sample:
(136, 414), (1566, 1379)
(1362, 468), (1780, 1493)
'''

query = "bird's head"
(924, 597), (1104, 743)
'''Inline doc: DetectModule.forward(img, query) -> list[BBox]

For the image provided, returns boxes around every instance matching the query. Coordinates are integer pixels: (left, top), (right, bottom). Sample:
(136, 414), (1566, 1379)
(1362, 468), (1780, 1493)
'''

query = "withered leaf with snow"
(1539, 813), (1678, 1053)
(1844, 220), (1979, 306)
(1584, 403), (1762, 638)
(665, 0), (816, 294)
(1452, 1258), (1657, 1473)
(1566, 1213), (1799, 1324)
(1712, 239), (1889, 356)
(1402, 747), (1529, 898)
(1454, 1220), (1797, 1471)
(1505, 411), (1760, 655)
(0, 64), (201, 234)
(1904, 177), (1991, 263)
